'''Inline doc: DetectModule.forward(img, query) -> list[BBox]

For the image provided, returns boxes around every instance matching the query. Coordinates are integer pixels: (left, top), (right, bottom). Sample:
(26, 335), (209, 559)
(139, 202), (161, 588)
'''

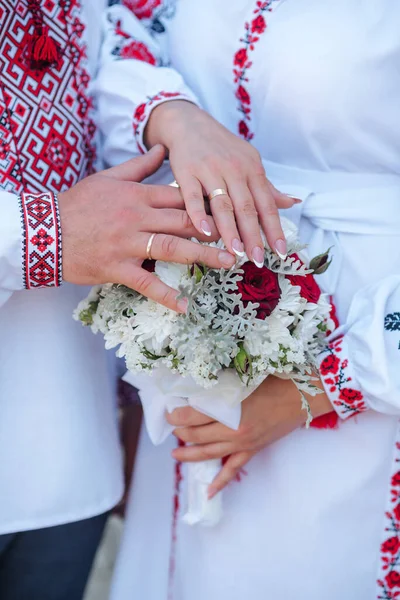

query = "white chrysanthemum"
(155, 261), (188, 289)
(275, 275), (306, 315)
(131, 299), (178, 354)
(104, 317), (134, 353)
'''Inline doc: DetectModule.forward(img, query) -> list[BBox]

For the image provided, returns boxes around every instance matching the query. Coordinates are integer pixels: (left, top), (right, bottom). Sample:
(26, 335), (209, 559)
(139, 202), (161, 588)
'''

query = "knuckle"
(216, 197), (234, 214)
(201, 446), (217, 460)
(160, 235), (179, 259)
(185, 191), (204, 206)
(237, 422), (254, 443)
(134, 271), (152, 294)
(239, 199), (258, 218)
(159, 287), (176, 308)
(179, 211), (193, 231)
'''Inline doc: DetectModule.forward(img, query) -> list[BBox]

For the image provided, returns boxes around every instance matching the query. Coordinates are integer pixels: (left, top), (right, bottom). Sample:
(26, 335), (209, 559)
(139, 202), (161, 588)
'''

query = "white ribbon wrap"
(123, 368), (256, 526)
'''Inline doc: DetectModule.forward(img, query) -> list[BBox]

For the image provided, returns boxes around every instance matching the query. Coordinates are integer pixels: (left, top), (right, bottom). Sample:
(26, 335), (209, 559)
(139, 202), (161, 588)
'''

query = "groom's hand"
(59, 146), (235, 312)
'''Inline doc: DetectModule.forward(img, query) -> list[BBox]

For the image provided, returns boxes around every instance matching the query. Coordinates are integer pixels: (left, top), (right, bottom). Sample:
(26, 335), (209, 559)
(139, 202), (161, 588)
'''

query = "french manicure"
(219, 251), (236, 268)
(252, 246), (264, 268)
(177, 298), (188, 314)
(274, 239), (287, 260)
(200, 220), (212, 237)
(232, 238), (245, 257)
(207, 486), (217, 500)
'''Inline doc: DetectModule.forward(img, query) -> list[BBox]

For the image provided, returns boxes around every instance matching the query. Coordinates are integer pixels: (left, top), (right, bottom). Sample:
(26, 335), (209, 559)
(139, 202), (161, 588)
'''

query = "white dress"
(94, 1), (400, 598)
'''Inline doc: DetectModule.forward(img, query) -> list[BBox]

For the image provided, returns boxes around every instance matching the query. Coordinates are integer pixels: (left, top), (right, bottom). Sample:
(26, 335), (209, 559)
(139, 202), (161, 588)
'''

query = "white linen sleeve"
(0, 191), (24, 307)
(94, 3), (201, 167)
(318, 275), (400, 419)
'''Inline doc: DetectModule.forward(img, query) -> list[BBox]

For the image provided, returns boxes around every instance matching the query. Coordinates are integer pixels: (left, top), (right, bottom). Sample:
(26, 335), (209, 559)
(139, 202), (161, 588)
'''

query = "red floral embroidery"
(112, 19), (158, 64)
(123, 0), (162, 20)
(0, 0), (96, 195)
(133, 91), (189, 153)
(319, 336), (368, 418)
(120, 40), (157, 63)
(378, 439), (400, 599)
(19, 191), (62, 289)
(233, 0), (280, 141)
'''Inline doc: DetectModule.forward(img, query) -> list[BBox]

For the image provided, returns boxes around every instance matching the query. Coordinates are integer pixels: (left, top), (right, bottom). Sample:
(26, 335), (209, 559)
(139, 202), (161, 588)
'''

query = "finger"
(249, 173), (287, 259)
(271, 188), (302, 209)
(177, 173), (213, 238)
(172, 441), (233, 462)
(203, 175), (243, 257)
(149, 209), (219, 241)
(146, 185), (186, 210)
(116, 262), (188, 313)
(207, 451), (255, 498)
(105, 145), (166, 182)
(166, 406), (215, 427)
(173, 422), (233, 444)
(147, 233), (235, 269)
(227, 179), (264, 267)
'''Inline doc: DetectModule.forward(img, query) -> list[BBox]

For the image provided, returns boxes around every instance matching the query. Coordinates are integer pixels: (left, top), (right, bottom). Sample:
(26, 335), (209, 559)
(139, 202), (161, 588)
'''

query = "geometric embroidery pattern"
(19, 191), (62, 288)
(0, 0), (97, 196)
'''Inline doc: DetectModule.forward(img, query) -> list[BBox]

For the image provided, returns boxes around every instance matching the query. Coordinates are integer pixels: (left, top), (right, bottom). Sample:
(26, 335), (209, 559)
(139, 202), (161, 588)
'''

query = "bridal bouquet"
(74, 217), (333, 526)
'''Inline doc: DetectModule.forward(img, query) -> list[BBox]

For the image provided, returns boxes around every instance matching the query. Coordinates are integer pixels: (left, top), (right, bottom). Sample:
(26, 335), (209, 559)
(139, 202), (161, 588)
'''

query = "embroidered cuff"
(19, 191), (62, 289)
(318, 335), (368, 420)
(133, 91), (197, 154)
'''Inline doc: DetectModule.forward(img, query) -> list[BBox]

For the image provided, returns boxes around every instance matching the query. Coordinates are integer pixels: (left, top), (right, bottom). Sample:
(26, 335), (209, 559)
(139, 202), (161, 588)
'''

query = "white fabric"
(109, 1), (400, 599)
(0, 0), (128, 533)
(123, 368), (245, 526)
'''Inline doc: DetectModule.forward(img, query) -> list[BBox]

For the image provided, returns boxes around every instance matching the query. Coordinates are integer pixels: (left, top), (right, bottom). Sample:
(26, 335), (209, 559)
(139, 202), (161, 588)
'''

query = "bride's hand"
(167, 376), (332, 497)
(145, 101), (299, 264)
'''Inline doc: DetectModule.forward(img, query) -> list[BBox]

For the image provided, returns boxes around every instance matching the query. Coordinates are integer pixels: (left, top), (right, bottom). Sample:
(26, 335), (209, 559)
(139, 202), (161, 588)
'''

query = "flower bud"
(309, 247), (332, 275)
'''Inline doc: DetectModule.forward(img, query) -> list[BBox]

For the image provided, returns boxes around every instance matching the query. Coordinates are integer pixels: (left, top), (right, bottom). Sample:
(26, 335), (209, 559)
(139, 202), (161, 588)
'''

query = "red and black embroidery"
(319, 336), (368, 418)
(19, 191), (62, 289)
(233, 0), (280, 141)
(112, 18), (158, 64)
(378, 438), (400, 599)
(133, 91), (190, 153)
(0, 0), (97, 196)
(120, 0), (176, 36)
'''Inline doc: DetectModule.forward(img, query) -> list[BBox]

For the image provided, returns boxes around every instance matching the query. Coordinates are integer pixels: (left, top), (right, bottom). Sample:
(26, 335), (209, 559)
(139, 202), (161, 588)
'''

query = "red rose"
(320, 354), (340, 376)
(385, 570), (400, 589)
(120, 41), (156, 65)
(287, 272), (321, 304)
(339, 388), (363, 404)
(251, 14), (266, 34)
(238, 120), (250, 138)
(134, 103), (147, 122)
(237, 261), (281, 319)
(142, 259), (155, 273)
(394, 503), (400, 522)
(382, 536), (400, 555)
(234, 48), (248, 68)
(236, 85), (251, 105)
(392, 473), (400, 488)
(123, 0), (162, 19)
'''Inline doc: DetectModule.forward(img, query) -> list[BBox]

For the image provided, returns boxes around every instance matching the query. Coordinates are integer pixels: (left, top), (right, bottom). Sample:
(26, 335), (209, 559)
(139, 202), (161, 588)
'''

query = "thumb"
(105, 145), (166, 182)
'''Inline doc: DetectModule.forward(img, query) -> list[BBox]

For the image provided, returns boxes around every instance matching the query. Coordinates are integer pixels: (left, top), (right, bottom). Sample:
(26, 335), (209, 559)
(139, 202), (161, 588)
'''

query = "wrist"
(144, 100), (202, 149)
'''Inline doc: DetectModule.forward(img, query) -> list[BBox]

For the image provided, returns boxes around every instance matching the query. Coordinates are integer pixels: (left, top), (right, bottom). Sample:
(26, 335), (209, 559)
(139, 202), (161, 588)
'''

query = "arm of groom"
(1, 147), (235, 313)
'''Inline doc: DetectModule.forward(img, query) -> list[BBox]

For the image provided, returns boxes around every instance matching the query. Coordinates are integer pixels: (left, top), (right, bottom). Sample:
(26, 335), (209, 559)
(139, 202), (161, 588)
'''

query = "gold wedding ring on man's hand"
(208, 188), (228, 201)
(146, 233), (156, 260)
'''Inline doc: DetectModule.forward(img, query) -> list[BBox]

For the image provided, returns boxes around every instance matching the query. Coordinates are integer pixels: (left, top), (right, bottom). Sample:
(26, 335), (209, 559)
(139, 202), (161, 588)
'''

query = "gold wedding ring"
(208, 188), (228, 201)
(146, 233), (156, 260)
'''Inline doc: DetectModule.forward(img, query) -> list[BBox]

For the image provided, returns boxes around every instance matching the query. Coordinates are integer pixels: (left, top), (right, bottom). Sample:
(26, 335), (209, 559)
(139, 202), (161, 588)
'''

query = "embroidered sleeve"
(94, 2), (200, 165)
(318, 275), (400, 420)
(19, 191), (62, 290)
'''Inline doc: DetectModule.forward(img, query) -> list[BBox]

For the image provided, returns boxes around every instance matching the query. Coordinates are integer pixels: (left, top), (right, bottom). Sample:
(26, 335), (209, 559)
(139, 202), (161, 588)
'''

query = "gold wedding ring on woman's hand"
(208, 188), (228, 201)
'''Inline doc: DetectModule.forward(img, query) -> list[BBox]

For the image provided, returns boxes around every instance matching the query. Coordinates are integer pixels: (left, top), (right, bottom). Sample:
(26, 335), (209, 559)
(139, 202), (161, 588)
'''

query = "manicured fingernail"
(177, 298), (188, 314)
(252, 246), (264, 268)
(219, 251), (235, 268)
(200, 220), (212, 237)
(286, 194), (302, 204)
(207, 486), (217, 500)
(232, 238), (245, 257)
(274, 239), (287, 260)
